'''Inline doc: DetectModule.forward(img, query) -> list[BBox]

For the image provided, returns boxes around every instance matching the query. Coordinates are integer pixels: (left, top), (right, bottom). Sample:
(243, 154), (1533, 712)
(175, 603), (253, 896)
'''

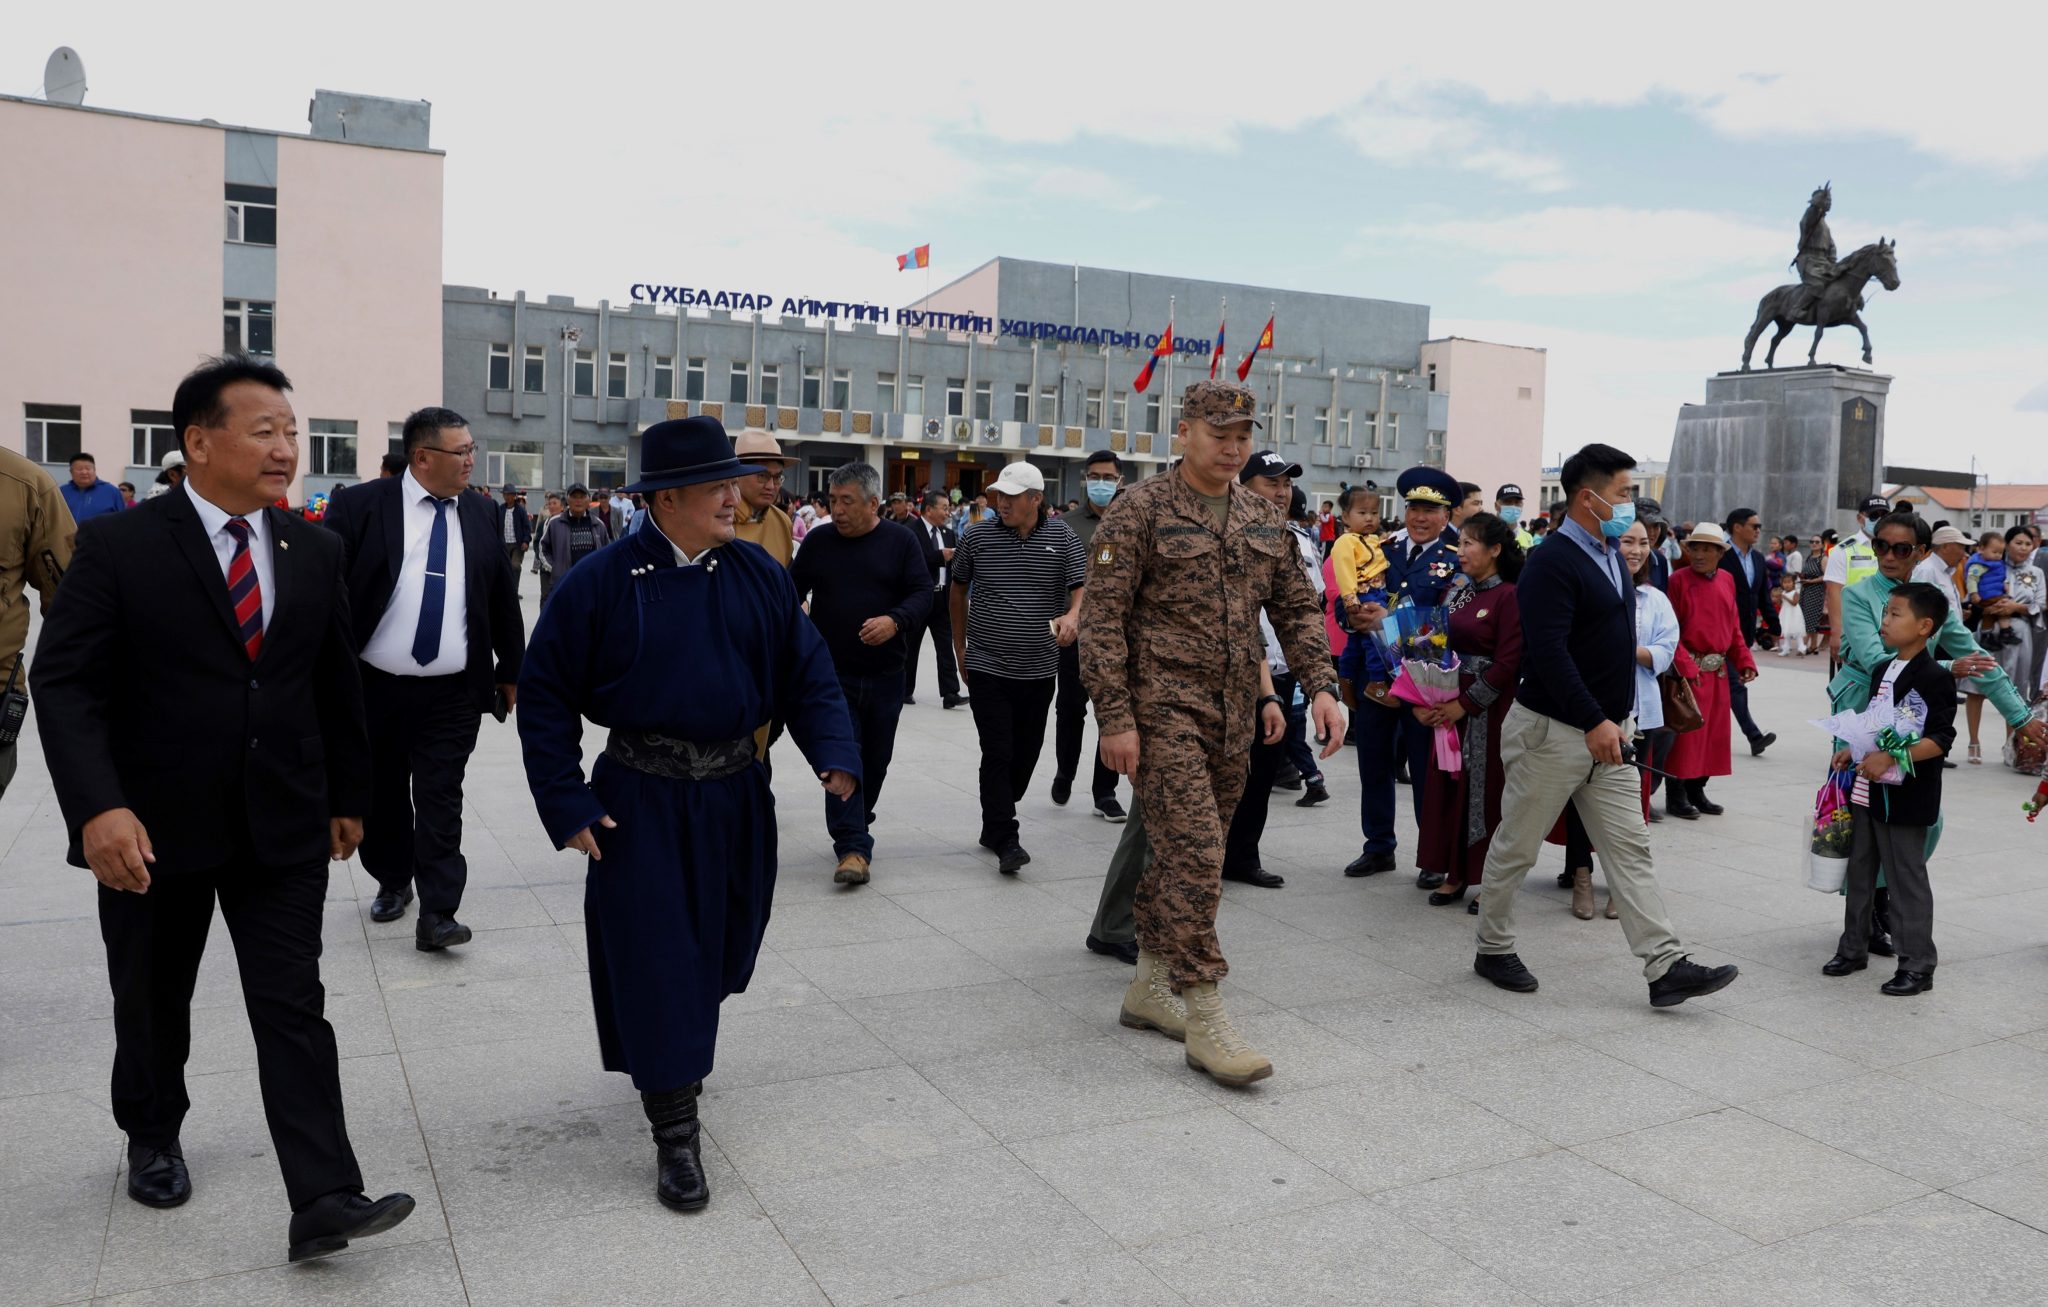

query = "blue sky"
(20, 1), (2048, 479)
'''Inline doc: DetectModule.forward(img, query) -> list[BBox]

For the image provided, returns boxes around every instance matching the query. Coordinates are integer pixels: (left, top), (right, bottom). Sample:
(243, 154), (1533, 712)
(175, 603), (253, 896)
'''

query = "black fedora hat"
(621, 416), (763, 494)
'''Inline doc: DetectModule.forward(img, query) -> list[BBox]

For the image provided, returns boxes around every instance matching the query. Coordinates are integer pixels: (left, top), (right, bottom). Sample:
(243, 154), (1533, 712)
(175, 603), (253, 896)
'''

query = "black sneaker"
(943, 694), (969, 709)
(1648, 957), (1739, 1007)
(1749, 731), (1777, 757)
(1343, 851), (1396, 878)
(1094, 797), (1128, 823)
(1474, 952), (1539, 993)
(1272, 766), (1304, 791)
(997, 844), (1031, 875)
(1050, 774), (1073, 806)
(1295, 782), (1329, 807)
(1085, 934), (1139, 964)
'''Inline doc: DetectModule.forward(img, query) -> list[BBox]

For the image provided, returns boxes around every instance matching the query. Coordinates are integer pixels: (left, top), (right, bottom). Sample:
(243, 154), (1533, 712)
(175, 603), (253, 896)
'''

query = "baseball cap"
(1181, 379), (1262, 428)
(1859, 495), (1891, 518)
(566, 482), (591, 496)
(1931, 525), (1970, 547)
(1240, 450), (1304, 484)
(989, 462), (1045, 497)
(1495, 483), (1524, 501)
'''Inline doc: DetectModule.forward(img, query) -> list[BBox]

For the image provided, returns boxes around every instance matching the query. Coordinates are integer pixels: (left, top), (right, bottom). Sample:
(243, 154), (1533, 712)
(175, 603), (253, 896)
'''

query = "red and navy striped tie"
(223, 517), (264, 660)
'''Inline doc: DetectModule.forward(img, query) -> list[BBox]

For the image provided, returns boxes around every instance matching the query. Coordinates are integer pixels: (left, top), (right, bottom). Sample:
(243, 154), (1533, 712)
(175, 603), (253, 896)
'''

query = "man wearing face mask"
(1049, 450), (1128, 820)
(1495, 484), (1534, 550)
(1471, 442), (1739, 1008)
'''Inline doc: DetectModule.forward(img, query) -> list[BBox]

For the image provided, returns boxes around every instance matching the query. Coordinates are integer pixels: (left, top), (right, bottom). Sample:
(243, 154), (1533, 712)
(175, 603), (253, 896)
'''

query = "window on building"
(1314, 406), (1329, 444)
(131, 410), (177, 467)
(1283, 405), (1297, 442)
(1111, 393), (1128, 431)
(607, 352), (628, 399)
(1012, 385), (1030, 424)
(574, 443), (628, 490)
(1426, 362), (1438, 392)
(1145, 393), (1162, 433)
(524, 345), (546, 393)
(24, 403), (83, 464)
(973, 381), (993, 421)
(388, 422), (404, 458)
(1386, 412), (1401, 450)
(685, 357), (705, 401)
(487, 343), (511, 391)
(1339, 409), (1353, 445)
(1085, 388), (1103, 428)
(1171, 399), (1184, 431)
(486, 441), (545, 491)
(1517, 386), (1534, 400)
(905, 375), (925, 414)
(223, 299), (274, 356)
(878, 372), (897, 411)
(830, 369), (851, 410)
(307, 419), (357, 479)
(801, 366), (822, 408)
(759, 365), (781, 407)
(1038, 386), (1058, 424)
(1363, 410), (1379, 449)
(224, 183), (277, 246)
(571, 350), (595, 398)
(945, 378), (965, 418)
(653, 355), (674, 399)
(728, 363), (749, 404)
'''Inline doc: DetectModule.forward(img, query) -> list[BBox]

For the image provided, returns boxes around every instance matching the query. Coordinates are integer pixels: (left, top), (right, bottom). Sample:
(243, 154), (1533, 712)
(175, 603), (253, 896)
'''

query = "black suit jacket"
(1862, 649), (1956, 827)
(34, 489), (371, 874)
(1718, 546), (1778, 645)
(911, 519), (956, 593)
(497, 499), (531, 547)
(322, 476), (526, 712)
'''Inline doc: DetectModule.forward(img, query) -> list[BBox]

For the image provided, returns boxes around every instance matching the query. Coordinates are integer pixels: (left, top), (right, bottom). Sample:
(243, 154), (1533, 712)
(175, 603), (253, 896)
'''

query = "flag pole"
(1164, 294), (1176, 441)
(1215, 296), (1226, 379)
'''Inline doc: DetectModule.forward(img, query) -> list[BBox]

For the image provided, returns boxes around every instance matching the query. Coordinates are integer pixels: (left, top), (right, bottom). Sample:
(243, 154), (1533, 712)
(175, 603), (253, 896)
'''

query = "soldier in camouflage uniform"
(1079, 379), (1344, 1086)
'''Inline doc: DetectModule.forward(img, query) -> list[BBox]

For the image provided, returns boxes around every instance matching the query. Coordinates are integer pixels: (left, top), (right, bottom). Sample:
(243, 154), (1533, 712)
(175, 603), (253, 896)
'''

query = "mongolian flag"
(896, 244), (931, 271)
(1235, 315), (1275, 382)
(1133, 316), (1174, 393)
(1209, 316), (1227, 379)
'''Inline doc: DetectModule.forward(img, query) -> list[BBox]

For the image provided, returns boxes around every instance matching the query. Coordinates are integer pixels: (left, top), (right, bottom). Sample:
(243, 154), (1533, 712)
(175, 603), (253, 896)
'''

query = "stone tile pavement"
(7, 591), (2048, 1305)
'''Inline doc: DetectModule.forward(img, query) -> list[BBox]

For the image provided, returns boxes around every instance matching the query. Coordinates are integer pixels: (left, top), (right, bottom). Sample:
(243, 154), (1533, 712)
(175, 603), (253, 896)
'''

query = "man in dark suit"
(323, 407), (525, 948)
(904, 490), (966, 709)
(1718, 506), (1778, 755)
(34, 355), (413, 1260)
(496, 482), (531, 592)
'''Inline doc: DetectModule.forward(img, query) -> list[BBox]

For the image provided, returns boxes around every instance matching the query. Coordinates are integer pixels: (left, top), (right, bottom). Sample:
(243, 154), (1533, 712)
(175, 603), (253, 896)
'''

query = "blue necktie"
(411, 497), (453, 665)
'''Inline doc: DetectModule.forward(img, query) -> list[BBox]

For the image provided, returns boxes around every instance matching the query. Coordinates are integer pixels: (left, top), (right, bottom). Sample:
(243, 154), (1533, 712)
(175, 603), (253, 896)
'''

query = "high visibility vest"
(1841, 533), (1879, 587)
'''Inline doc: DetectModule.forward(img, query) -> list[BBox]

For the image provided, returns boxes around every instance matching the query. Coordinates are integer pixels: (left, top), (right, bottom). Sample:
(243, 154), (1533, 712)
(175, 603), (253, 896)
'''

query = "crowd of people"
(7, 357), (2047, 1245)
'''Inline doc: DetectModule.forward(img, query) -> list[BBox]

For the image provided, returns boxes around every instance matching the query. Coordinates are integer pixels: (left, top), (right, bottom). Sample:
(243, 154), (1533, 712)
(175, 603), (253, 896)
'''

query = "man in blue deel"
(516, 416), (859, 1212)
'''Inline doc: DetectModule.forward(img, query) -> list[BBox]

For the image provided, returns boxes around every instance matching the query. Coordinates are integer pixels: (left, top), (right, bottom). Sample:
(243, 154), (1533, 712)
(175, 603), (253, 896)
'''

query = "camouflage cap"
(1181, 379), (1262, 428)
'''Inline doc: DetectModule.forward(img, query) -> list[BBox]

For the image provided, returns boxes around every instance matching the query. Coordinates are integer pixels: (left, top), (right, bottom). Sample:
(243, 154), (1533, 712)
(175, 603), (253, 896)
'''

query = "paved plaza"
(8, 590), (2048, 1306)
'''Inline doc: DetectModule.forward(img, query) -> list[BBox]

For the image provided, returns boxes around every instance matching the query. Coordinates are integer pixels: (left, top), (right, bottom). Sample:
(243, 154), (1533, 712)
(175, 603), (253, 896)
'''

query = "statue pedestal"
(1663, 366), (1890, 543)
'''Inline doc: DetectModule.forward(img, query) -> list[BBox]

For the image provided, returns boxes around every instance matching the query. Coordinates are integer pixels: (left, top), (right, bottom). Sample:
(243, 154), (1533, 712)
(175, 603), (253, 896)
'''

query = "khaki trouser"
(1476, 703), (1686, 982)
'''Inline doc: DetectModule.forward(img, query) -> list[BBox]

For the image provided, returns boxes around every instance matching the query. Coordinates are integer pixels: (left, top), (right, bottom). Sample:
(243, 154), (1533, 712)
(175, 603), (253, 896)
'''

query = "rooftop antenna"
(43, 47), (87, 105)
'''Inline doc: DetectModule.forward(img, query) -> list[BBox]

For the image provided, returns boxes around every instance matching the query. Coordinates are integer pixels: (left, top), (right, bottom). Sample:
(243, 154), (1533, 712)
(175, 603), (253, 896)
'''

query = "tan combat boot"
(1119, 950), (1186, 1042)
(1181, 982), (1273, 1086)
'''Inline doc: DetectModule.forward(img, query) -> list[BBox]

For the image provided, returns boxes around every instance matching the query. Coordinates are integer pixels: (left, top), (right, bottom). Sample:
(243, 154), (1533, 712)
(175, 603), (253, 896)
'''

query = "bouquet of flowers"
(1806, 767), (1855, 892)
(2004, 695), (2048, 777)
(1809, 690), (1929, 786)
(2024, 777), (2048, 823)
(1383, 595), (1463, 775)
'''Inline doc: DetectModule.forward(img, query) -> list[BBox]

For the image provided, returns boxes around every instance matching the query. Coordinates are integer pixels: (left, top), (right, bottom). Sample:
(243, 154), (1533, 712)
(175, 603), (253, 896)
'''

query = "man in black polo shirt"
(1472, 443), (1739, 1008)
(950, 461), (1086, 874)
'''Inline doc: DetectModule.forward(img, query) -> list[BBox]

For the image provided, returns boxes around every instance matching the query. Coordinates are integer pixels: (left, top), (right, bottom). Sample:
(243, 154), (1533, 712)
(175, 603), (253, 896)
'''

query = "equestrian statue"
(1741, 183), (1900, 371)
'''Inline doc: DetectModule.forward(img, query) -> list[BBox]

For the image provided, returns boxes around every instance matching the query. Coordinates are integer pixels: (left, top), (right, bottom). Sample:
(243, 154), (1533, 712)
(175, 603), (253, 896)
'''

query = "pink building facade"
(1420, 336), (1546, 508)
(1, 91), (442, 501)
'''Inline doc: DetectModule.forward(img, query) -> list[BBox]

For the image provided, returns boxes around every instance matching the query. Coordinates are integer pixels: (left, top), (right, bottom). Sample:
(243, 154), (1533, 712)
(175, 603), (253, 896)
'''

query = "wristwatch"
(1256, 694), (1284, 715)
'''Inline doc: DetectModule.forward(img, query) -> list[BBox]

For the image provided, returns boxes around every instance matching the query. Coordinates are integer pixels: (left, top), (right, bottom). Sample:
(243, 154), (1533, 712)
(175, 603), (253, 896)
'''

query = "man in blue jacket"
(1471, 443), (1740, 1008)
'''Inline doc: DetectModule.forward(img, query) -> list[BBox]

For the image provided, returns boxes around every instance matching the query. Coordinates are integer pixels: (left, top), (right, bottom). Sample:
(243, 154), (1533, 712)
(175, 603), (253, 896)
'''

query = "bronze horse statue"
(1740, 238), (1899, 371)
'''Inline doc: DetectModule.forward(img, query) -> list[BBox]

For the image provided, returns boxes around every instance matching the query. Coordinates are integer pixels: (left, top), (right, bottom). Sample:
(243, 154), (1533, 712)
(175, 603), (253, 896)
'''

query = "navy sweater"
(1515, 525), (1637, 732)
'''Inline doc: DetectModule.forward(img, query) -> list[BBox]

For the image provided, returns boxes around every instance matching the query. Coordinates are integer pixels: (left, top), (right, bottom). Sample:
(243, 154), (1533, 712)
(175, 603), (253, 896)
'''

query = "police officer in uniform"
(1342, 466), (1465, 887)
(1080, 380), (1343, 1087)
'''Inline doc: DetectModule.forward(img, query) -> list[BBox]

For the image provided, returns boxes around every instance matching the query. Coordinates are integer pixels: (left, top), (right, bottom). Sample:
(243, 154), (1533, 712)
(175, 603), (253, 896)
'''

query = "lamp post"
(559, 325), (581, 489)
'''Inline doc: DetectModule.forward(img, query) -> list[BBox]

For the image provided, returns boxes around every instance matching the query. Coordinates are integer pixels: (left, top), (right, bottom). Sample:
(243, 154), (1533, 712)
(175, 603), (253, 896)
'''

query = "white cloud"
(1019, 166), (1158, 214)
(1359, 208), (1784, 296)
(1337, 107), (1568, 192)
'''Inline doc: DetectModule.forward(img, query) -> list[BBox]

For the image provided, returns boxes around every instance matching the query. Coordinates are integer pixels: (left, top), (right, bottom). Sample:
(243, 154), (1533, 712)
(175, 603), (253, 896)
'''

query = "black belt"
(604, 729), (755, 780)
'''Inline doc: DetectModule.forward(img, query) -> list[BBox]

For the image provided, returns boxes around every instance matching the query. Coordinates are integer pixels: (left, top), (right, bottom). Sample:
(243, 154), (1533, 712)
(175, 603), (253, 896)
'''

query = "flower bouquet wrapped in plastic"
(1806, 767), (1855, 892)
(1384, 595), (1463, 775)
(1809, 690), (1928, 786)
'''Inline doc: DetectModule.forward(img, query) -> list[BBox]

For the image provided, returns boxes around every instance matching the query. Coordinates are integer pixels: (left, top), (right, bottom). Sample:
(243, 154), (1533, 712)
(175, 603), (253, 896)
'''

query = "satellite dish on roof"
(44, 47), (87, 105)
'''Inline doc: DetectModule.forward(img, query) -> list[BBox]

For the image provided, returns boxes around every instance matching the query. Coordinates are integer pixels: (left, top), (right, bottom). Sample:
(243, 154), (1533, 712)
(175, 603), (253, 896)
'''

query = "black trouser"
(904, 588), (961, 700)
(99, 860), (362, 1211)
(966, 671), (1057, 847)
(1053, 640), (1119, 802)
(1222, 673), (1291, 875)
(360, 666), (482, 917)
(1642, 727), (1676, 795)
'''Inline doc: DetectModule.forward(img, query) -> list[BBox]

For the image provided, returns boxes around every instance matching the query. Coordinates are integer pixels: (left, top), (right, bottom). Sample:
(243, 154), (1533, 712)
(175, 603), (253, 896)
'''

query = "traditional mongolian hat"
(620, 417), (764, 494)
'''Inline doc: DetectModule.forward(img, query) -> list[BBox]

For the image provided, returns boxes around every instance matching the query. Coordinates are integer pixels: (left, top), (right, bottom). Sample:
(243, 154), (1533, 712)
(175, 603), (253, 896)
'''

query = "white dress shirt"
(1911, 555), (1961, 613)
(363, 469), (470, 676)
(185, 481), (276, 631)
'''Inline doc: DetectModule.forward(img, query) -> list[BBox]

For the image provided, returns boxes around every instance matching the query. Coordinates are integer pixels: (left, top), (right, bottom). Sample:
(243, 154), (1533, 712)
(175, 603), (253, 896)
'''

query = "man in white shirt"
(1914, 525), (1971, 612)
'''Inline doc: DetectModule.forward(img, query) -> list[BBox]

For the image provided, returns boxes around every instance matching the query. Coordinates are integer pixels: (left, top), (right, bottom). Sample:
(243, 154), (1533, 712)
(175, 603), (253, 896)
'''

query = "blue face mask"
(1085, 480), (1117, 508)
(1592, 492), (1636, 539)
(1498, 505), (1522, 525)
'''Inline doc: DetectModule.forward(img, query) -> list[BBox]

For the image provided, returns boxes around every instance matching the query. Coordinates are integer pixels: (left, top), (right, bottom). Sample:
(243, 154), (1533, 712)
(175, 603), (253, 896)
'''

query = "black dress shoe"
(1050, 774), (1073, 806)
(1474, 952), (1539, 993)
(1428, 886), (1467, 907)
(1820, 954), (1867, 976)
(1649, 956), (1739, 1007)
(415, 913), (473, 952)
(1415, 870), (1447, 890)
(126, 1143), (191, 1208)
(1666, 794), (1699, 820)
(1691, 793), (1726, 816)
(1555, 868), (1576, 889)
(1222, 866), (1285, 888)
(1086, 934), (1139, 964)
(370, 885), (414, 923)
(1868, 932), (1896, 958)
(1395, 760), (1412, 785)
(943, 694), (969, 709)
(1749, 731), (1777, 757)
(1295, 782), (1329, 807)
(1271, 767), (1304, 791)
(287, 1190), (416, 1262)
(903, 696), (918, 706)
(1647, 805), (1664, 824)
(1343, 851), (1396, 878)
(997, 844), (1031, 875)
(1881, 969), (1934, 996)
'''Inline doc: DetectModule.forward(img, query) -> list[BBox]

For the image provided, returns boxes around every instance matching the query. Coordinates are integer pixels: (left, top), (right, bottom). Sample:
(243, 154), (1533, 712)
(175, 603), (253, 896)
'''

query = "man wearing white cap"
(1913, 525), (1970, 613)
(950, 460), (1087, 874)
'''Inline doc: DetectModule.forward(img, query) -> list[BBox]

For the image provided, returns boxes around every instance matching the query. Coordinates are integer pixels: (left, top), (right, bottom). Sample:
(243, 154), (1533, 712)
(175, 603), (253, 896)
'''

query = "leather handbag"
(1659, 671), (1705, 734)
